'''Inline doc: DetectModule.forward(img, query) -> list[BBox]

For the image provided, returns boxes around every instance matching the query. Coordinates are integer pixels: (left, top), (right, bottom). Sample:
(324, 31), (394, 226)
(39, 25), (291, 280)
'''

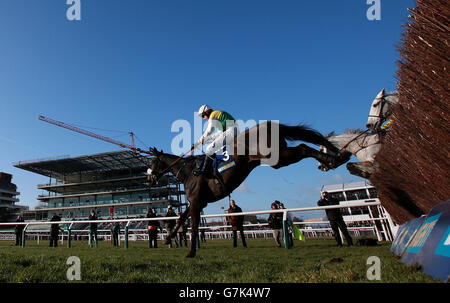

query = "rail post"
(21, 224), (29, 248)
(124, 221), (130, 249)
(67, 223), (73, 248)
(282, 211), (292, 249)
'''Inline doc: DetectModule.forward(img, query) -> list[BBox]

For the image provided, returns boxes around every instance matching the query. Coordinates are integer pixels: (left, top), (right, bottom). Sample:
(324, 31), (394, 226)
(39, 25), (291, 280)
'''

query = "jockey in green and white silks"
(191, 105), (239, 176)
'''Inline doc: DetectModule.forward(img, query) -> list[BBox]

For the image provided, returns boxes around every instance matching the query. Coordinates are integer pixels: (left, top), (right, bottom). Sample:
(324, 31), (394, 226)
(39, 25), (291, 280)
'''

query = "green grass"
(0, 238), (439, 283)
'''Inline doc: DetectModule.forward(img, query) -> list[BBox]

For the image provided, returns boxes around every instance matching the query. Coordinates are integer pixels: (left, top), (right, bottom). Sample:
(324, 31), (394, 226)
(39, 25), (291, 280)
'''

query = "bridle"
(368, 93), (396, 128)
(148, 147), (197, 183)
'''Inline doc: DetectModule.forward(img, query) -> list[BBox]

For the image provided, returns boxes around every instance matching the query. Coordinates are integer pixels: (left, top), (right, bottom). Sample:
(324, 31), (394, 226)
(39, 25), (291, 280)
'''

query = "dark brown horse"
(148, 121), (342, 257)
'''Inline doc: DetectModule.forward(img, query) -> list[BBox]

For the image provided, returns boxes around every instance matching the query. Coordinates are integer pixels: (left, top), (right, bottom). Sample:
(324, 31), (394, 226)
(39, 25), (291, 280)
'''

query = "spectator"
(89, 210), (98, 248)
(111, 220), (120, 247)
(200, 228), (206, 243)
(164, 205), (178, 248)
(317, 191), (353, 247)
(49, 213), (61, 247)
(279, 203), (294, 247)
(227, 200), (247, 248)
(268, 201), (283, 247)
(176, 212), (188, 247)
(14, 215), (25, 246)
(147, 208), (161, 248)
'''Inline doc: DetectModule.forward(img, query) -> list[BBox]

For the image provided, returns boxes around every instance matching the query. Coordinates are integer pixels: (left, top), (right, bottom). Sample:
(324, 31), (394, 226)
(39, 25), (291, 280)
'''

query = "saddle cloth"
(214, 154), (236, 174)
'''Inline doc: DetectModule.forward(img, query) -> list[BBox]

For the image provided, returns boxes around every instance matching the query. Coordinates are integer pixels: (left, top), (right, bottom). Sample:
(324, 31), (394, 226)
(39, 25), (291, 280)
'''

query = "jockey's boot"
(193, 155), (212, 176)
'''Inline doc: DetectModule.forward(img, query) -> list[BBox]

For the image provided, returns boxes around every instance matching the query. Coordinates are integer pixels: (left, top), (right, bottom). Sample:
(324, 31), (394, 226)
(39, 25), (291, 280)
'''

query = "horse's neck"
(161, 155), (193, 182)
(330, 133), (357, 148)
(331, 133), (379, 161)
(382, 94), (397, 118)
(330, 133), (365, 153)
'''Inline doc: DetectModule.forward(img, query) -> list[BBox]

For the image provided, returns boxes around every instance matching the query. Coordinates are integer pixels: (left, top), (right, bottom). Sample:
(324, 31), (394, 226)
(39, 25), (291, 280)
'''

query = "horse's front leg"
(319, 151), (352, 171)
(187, 207), (201, 258)
(347, 161), (376, 179)
(273, 144), (338, 169)
(300, 144), (351, 169)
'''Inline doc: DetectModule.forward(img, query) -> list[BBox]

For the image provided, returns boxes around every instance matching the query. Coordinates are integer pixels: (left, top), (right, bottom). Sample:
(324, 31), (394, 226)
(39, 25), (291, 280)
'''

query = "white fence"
(0, 201), (396, 248)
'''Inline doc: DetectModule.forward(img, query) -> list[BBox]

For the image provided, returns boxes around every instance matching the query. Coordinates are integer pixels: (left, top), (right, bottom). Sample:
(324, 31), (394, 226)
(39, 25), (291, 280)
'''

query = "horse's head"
(147, 147), (168, 186)
(366, 89), (398, 131)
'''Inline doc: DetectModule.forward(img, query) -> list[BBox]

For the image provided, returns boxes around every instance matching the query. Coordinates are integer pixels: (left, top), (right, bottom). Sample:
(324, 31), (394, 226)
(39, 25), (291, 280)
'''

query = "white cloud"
(236, 183), (251, 193)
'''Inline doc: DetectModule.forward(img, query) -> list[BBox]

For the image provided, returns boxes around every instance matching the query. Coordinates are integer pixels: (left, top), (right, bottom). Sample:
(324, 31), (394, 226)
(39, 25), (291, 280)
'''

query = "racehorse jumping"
(147, 121), (344, 257)
(318, 89), (398, 179)
(318, 129), (381, 179)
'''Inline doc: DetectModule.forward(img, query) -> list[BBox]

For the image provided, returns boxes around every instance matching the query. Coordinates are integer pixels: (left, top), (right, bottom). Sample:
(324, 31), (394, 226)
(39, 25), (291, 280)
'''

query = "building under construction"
(14, 150), (186, 221)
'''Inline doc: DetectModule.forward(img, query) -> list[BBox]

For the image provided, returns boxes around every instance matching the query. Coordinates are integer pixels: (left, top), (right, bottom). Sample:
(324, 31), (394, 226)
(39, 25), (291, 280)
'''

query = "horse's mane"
(343, 128), (365, 135)
(384, 91), (398, 104)
(326, 128), (364, 138)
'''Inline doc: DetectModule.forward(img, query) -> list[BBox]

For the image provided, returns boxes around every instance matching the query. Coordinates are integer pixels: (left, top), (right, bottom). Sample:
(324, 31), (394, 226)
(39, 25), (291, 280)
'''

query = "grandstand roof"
(14, 150), (151, 179)
(321, 181), (374, 193)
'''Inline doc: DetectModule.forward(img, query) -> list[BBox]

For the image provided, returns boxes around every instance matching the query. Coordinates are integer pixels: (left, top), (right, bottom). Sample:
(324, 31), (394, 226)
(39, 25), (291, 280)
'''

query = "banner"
(293, 224), (306, 242)
(391, 200), (450, 282)
(391, 216), (426, 256)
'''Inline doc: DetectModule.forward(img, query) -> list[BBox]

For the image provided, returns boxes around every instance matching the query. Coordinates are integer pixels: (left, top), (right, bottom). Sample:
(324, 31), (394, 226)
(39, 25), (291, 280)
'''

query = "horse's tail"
(280, 124), (339, 153)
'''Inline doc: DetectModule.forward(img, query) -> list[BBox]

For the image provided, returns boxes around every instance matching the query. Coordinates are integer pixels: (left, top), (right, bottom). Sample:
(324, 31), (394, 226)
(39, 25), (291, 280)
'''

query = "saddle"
(194, 150), (236, 176)
(195, 152), (236, 194)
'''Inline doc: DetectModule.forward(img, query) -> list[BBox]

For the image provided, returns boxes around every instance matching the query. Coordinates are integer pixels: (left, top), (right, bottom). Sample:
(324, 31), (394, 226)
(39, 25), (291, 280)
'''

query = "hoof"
(325, 158), (337, 169)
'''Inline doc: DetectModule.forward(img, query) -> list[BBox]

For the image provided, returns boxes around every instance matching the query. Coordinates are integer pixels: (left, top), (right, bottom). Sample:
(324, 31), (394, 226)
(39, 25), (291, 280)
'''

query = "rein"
(339, 129), (370, 153)
(153, 146), (198, 180)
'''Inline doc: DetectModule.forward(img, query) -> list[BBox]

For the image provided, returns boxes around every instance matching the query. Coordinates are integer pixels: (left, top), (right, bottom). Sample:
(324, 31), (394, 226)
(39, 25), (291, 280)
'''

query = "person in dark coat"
(268, 201), (283, 247)
(147, 208), (161, 248)
(89, 210), (99, 248)
(49, 213), (61, 247)
(15, 215), (25, 246)
(227, 200), (247, 248)
(317, 191), (353, 247)
(200, 228), (206, 243)
(111, 220), (120, 247)
(164, 205), (179, 248)
(176, 212), (188, 247)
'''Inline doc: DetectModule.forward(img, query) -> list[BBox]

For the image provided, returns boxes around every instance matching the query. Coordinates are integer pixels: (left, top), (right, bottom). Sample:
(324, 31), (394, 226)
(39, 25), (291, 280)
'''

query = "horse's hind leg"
(272, 144), (337, 169)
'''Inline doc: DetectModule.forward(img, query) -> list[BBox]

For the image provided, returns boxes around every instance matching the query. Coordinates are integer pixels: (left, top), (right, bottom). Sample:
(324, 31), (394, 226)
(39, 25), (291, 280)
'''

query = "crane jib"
(38, 115), (152, 156)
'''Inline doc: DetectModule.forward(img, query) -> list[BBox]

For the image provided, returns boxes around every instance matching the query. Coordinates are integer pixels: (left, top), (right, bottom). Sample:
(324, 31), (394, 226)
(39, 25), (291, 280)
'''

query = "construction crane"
(38, 115), (152, 155)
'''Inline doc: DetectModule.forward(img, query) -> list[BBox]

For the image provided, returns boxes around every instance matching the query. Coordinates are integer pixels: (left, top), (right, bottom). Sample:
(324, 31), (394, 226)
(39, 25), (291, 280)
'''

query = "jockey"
(380, 118), (392, 131)
(191, 105), (239, 176)
(379, 115), (392, 139)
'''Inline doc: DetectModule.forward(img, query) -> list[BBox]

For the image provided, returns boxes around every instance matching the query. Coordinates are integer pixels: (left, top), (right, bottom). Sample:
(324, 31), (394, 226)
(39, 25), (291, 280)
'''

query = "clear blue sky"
(0, 0), (414, 218)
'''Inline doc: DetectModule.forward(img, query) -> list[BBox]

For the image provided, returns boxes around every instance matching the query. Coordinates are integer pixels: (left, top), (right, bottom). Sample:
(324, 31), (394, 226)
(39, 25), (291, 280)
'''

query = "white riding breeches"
(205, 127), (239, 156)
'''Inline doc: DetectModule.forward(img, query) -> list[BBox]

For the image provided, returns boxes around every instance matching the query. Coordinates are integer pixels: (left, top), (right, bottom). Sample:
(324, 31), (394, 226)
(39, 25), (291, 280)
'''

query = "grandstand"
(321, 181), (399, 241)
(14, 150), (186, 230)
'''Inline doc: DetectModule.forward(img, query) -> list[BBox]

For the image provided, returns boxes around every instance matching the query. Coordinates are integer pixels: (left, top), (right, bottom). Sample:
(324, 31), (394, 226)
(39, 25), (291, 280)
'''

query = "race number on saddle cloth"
(193, 105), (239, 158)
